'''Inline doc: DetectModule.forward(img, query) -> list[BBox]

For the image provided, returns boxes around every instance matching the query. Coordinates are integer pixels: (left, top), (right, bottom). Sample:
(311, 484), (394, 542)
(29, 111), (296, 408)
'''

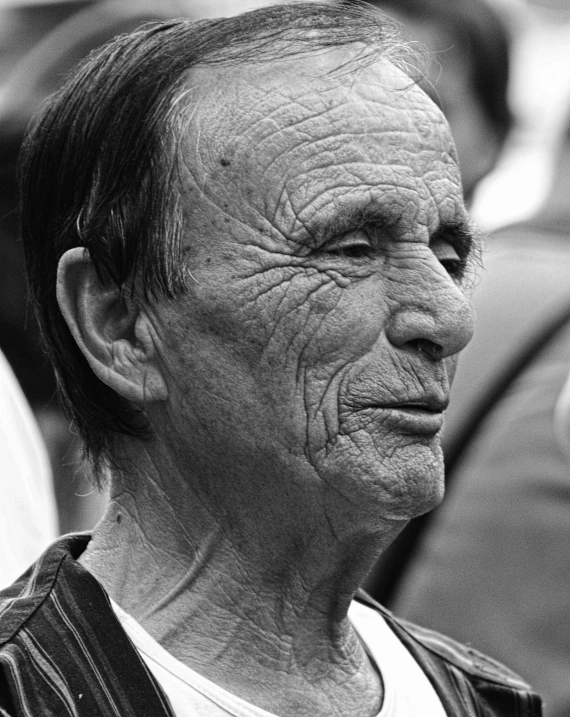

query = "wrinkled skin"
(72, 49), (476, 717)
(373, 11), (504, 202)
(150, 51), (475, 538)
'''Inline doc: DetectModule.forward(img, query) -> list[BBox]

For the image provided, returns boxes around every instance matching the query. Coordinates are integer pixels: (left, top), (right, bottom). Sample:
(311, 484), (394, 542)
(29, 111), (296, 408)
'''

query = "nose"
(385, 278), (475, 361)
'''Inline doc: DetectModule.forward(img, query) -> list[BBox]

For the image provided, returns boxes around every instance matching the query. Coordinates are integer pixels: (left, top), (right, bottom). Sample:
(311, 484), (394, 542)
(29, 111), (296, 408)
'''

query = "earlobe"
(56, 247), (168, 404)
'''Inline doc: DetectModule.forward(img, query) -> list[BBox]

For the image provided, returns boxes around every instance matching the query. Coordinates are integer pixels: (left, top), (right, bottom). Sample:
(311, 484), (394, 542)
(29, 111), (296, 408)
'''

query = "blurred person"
(343, 0), (512, 205)
(0, 0), (94, 84)
(471, 0), (570, 232)
(389, 116), (570, 717)
(0, 348), (57, 589)
(0, 5), (542, 716)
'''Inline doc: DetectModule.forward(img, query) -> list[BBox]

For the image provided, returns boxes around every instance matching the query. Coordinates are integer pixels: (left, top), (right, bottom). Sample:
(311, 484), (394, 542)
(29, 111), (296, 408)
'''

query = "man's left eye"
(430, 237), (464, 276)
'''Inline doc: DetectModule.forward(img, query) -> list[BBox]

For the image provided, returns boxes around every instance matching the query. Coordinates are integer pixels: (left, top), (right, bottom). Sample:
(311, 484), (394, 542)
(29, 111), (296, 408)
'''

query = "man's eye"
(328, 244), (372, 259)
(323, 232), (373, 260)
(439, 257), (463, 275)
(430, 237), (464, 277)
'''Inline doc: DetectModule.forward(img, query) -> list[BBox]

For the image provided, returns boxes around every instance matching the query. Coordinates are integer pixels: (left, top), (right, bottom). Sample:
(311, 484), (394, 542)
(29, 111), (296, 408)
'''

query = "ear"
(56, 247), (168, 404)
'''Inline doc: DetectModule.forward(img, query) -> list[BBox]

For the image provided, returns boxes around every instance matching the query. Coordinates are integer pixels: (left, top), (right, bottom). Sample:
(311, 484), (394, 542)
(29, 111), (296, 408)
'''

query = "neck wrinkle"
(79, 442), (392, 716)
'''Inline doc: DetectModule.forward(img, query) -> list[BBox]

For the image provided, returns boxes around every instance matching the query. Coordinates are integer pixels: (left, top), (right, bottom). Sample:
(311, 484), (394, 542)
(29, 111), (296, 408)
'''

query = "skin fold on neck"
(79, 441), (402, 717)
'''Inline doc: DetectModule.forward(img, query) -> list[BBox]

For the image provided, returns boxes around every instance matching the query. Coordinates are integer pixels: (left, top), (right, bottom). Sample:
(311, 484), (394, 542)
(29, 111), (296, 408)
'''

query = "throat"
(80, 492), (387, 717)
(115, 594), (384, 717)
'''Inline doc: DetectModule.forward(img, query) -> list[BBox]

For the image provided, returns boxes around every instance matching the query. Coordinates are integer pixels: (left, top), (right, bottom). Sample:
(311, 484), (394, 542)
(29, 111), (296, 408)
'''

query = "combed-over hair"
(19, 2), (413, 483)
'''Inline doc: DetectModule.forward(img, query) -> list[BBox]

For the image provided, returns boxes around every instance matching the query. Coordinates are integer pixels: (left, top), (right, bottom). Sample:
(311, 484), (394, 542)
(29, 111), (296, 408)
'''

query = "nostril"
(413, 339), (444, 361)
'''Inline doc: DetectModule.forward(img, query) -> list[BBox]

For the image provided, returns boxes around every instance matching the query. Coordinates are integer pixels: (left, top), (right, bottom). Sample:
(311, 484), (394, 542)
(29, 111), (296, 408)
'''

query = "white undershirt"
(112, 598), (446, 717)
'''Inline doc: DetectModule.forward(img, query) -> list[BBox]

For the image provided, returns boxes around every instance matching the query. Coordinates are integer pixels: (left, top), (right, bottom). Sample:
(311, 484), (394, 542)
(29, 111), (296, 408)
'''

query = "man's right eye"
(328, 244), (372, 259)
(322, 231), (373, 260)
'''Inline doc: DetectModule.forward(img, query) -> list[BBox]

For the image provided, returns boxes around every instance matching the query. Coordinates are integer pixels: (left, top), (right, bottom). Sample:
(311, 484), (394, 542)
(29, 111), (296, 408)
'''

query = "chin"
(383, 476), (445, 521)
(315, 437), (446, 525)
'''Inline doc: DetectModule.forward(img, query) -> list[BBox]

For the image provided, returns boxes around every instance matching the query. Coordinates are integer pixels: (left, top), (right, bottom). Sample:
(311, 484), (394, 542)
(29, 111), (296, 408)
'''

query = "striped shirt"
(0, 534), (542, 716)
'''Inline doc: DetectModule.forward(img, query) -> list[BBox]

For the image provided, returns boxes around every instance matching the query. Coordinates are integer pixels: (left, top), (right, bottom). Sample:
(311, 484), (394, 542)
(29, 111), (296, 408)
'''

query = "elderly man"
(0, 4), (541, 716)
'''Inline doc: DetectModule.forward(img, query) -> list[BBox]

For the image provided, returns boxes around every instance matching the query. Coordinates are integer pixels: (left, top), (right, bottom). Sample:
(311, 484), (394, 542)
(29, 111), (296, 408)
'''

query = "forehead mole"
(182, 53), (461, 227)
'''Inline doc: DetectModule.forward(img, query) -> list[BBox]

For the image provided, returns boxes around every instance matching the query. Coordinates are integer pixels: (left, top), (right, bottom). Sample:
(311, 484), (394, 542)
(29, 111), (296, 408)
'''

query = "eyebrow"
(315, 203), (405, 244)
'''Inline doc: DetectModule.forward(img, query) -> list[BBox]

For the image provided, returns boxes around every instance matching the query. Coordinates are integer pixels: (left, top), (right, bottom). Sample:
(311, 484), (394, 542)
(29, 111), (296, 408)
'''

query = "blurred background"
(2, 0), (570, 713)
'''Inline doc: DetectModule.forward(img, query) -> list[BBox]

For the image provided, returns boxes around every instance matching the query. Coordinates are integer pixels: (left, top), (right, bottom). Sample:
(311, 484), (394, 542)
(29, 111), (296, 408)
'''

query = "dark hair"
(343, 0), (512, 145)
(19, 2), (412, 482)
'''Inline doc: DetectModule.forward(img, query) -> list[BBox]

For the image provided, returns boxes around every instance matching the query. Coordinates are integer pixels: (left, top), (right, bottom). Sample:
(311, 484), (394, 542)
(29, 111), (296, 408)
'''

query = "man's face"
(150, 50), (475, 530)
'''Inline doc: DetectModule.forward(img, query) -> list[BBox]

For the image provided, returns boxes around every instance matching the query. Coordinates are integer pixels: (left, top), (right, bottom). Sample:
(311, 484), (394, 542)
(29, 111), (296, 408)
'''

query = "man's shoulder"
(0, 534), (175, 716)
(355, 590), (534, 691)
(389, 609), (531, 689)
(356, 591), (542, 716)
(0, 533), (91, 646)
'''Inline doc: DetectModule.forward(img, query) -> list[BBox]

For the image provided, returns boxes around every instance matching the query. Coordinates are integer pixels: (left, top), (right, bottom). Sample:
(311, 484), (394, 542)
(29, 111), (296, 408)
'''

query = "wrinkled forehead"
(188, 49), (454, 152)
(179, 49), (464, 234)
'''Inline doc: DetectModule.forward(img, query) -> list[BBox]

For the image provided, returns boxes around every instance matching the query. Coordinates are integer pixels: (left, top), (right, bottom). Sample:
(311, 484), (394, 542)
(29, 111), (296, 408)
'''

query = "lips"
(382, 405), (446, 435)
(391, 397), (449, 413)
(358, 398), (449, 436)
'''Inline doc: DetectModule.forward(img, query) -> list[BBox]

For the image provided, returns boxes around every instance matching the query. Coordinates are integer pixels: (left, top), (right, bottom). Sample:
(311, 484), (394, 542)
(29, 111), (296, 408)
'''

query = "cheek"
(161, 271), (381, 423)
(298, 279), (388, 368)
(202, 269), (384, 376)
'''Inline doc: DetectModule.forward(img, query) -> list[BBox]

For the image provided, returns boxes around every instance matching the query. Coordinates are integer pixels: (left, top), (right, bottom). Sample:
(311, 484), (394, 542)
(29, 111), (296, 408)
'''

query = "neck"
(80, 444), (404, 717)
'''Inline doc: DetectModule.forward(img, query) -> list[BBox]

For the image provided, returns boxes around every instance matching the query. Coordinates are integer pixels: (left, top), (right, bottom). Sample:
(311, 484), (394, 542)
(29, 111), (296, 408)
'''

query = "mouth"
(362, 400), (448, 436)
